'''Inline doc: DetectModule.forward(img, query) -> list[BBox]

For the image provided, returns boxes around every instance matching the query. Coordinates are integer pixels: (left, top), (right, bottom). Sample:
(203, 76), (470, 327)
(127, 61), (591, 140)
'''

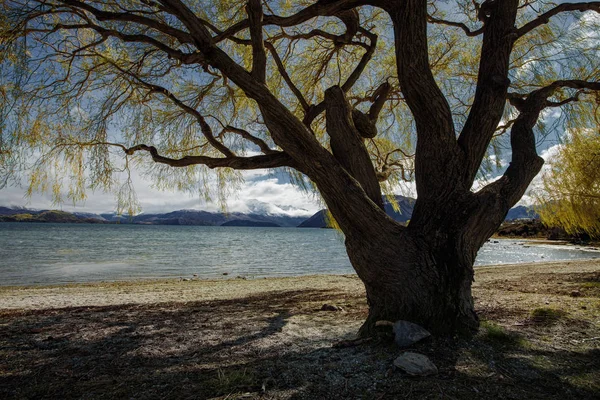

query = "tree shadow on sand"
(1, 287), (598, 399)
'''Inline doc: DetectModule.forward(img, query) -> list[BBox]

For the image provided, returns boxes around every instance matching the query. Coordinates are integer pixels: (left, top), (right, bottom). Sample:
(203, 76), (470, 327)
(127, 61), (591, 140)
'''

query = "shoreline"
(2, 253), (599, 290)
(2, 259), (600, 311)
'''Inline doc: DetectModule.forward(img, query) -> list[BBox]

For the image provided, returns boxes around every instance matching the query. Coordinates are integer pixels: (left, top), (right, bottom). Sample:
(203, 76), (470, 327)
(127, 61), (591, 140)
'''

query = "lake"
(0, 223), (598, 286)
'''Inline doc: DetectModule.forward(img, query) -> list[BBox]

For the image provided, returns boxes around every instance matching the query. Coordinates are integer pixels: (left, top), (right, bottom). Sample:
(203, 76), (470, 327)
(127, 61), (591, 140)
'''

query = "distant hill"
(0, 210), (104, 224)
(0, 206), (44, 216)
(100, 209), (305, 227)
(505, 205), (539, 220)
(298, 196), (537, 228)
(0, 200), (538, 228)
(0, 205), (307, 227)
(297, 210), (329, 228)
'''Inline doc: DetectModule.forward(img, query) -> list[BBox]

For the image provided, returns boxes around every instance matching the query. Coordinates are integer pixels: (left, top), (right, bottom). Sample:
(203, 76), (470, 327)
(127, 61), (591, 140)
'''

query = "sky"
(0, 168), (324, 216)
(0, 1), (595, 216)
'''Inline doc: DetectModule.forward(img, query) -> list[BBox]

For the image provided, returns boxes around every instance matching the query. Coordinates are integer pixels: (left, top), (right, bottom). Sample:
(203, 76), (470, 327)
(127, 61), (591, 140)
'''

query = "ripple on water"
(0, 223), (597, 285)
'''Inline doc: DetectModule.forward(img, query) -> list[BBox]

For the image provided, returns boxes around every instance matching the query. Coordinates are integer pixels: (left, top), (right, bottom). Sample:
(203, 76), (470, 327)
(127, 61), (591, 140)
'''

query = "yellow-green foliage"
(12, 213), (34, 221)
(0, 0), (598, 214)
(537, 131), (600, 238)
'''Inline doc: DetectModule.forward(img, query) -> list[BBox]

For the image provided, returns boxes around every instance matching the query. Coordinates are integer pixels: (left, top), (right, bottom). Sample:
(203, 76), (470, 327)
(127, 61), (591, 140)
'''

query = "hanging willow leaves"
(537, 131), (600, 238)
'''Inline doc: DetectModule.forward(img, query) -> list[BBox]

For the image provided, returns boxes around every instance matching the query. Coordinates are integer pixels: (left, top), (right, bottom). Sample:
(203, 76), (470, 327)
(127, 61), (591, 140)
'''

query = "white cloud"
(517, 143), (563, 205)
(0, 168), (321, 216)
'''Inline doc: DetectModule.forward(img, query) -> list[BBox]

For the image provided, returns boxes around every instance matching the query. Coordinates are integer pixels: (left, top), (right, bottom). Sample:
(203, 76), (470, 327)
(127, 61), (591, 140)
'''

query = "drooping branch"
(222, 126), (276, 155)
(426, 15), (484, 37)
(213, 0), (380, 44)
(125, 145), (293, 169)
(7, 0), (403, 237)
(105, 60), (235, 158)
(516, 2), (600, 38)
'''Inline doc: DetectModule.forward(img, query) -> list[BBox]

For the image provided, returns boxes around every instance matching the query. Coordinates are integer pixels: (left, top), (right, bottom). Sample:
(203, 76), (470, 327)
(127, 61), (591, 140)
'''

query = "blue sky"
(0, 1), (596, 215)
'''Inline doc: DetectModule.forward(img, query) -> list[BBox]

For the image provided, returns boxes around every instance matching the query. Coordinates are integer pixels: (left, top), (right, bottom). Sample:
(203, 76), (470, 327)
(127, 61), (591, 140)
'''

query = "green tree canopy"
(537, 130), (600, 238)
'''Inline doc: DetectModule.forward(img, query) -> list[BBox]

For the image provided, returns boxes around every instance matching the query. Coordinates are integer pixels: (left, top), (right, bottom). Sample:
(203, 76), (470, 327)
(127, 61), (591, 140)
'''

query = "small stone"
(320, 304), (343, 312)
(222, 272), (229, 276)
(393, 352), (438, 376)
(392, 320), (431, 347)
(570, 290), (582, 297)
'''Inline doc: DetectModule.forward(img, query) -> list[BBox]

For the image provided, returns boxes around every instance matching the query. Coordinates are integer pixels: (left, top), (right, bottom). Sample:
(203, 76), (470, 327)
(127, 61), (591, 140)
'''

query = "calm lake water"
(0, 223), (598, 286)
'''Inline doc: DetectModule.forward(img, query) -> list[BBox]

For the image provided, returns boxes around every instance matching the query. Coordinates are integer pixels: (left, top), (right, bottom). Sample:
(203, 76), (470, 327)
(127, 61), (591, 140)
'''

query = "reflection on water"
(0, 223), (597, 285)
(476, 239), (599, 266)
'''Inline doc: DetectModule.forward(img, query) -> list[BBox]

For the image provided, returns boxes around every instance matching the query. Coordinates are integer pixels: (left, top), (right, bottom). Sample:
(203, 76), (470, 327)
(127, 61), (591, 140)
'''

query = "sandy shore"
(0, 274), (366, 310)
(1, 259), (599, 399)
(1, 259), (599, 310)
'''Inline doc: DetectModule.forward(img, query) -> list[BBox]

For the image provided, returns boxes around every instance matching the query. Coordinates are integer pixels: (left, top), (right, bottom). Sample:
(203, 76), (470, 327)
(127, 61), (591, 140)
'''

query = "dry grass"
(1, 260), (599, 399)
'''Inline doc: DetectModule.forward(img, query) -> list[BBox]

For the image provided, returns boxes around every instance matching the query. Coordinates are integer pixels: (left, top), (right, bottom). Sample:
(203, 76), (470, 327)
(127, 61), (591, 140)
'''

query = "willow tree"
(1, 0), (599, 335)
(537, 132), (600, 238)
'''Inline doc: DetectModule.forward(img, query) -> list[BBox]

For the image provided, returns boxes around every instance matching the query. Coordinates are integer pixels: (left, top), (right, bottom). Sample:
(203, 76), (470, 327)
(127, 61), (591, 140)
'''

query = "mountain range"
(0, 204), (308, 227)
(0, 196), (538, 227)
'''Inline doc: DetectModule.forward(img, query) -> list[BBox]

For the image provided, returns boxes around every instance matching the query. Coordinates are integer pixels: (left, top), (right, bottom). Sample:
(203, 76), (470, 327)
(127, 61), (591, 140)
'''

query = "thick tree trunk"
(345, 224), (480, 337)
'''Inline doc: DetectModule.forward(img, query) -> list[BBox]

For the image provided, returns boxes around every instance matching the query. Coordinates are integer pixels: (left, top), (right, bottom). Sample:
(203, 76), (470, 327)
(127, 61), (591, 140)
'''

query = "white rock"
(393, 352), (438, 376)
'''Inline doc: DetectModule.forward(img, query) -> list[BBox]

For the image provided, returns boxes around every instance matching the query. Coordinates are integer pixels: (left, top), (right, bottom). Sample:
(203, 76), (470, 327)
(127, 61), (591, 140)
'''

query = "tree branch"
(124, 144), (294, 169)
(325, 86), (384, 209)
(304, 27), (378, 126)
(427, 15), (484, 37)
(385, 0), (461, 202)
(516, 2), (600, 38)
(482, 79), (599, 205)
(59, 0), (194, 44)
(507, 80), (600, 110)
(213, 0), (380, 44)
(106, 60), (235, 158)
(457, 0), (520, 187)
(478, 80), (600, 207)
(223, 126), (276, 155)
(247, 0), (267, 83)
(28, 21), (204, 66)
(265, 42), (310, 112)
